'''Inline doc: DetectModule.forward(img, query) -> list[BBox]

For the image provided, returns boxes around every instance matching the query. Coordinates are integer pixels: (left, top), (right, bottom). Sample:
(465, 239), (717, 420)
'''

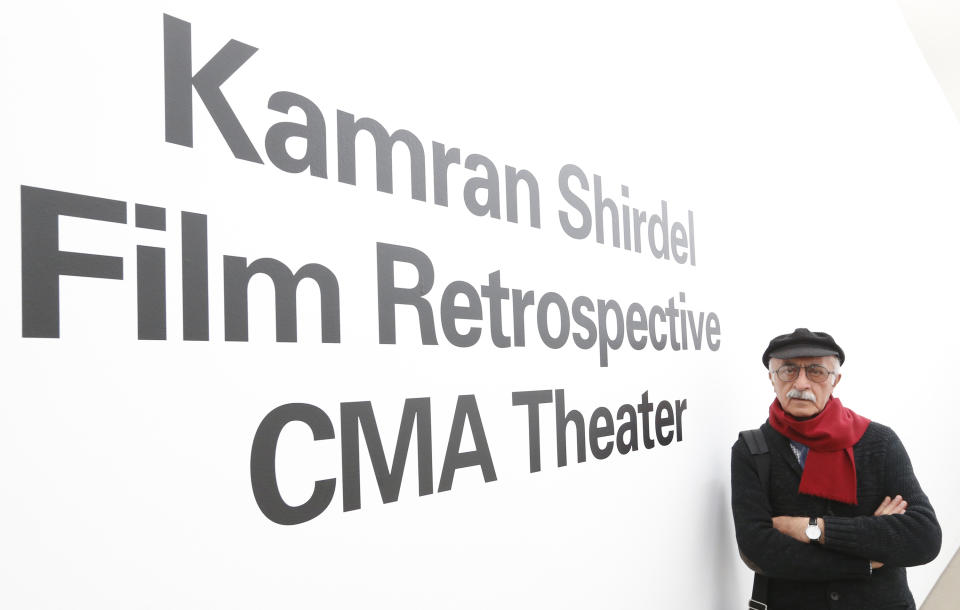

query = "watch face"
(806, 524), (821, 539)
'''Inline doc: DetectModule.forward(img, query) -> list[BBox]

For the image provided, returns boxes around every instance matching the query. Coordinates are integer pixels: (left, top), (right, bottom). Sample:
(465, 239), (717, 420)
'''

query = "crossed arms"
(771, 495), (906, 568)
(730, 428), (941, 582)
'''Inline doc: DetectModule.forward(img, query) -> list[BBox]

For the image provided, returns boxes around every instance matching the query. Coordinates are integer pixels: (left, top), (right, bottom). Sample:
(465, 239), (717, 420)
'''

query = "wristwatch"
(806, 516), (822, 543)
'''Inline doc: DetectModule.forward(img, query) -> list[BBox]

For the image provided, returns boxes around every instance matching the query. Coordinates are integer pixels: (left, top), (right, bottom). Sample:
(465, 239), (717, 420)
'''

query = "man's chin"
(784, 400), (820, 419)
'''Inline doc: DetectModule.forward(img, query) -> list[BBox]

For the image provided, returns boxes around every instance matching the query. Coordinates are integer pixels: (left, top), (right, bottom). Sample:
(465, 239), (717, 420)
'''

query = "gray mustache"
(787, 389), (817, 402)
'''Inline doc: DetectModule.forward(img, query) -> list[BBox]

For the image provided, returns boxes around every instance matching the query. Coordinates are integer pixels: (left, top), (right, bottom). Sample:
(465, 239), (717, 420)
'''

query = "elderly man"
(731, 328), (941, 609)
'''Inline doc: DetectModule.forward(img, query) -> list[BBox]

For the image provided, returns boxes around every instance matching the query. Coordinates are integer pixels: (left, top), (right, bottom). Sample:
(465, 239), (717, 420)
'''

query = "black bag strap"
(739, 428), (771, 609)
(740, 428), (768, 459)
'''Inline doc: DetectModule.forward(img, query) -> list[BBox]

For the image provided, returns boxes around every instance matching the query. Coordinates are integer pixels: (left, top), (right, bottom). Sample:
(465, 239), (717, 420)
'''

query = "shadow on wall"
(898, 0), (960, 124)
(921, 546), (960, 609)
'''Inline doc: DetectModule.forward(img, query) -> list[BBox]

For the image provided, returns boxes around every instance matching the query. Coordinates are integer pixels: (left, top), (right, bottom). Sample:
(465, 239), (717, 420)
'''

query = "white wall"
(2, 1), (958, 608)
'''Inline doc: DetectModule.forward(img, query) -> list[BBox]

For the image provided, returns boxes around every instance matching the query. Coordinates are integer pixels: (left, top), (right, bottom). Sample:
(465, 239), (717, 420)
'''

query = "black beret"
(762, 328), (845, 368)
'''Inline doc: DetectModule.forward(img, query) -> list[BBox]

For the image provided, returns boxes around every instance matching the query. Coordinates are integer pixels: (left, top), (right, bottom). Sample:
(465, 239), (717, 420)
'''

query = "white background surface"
(2, 1), (958, 607)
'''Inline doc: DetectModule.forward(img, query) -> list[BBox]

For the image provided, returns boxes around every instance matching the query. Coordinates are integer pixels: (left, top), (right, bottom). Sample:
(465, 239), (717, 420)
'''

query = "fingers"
(870, 560), (884, 569)
(874, 495), (908, 516)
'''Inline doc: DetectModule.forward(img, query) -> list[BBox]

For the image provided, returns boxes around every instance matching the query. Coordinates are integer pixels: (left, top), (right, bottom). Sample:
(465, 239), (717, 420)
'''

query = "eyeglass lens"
(777, 365), (831, 382)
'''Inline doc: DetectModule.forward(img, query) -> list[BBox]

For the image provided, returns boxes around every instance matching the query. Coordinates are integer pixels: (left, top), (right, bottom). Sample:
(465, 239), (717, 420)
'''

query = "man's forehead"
(770, 355), (837, 366)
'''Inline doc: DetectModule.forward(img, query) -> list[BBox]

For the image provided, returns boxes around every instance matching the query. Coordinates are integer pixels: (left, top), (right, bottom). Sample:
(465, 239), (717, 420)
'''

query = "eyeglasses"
(773, 364), (836, 383)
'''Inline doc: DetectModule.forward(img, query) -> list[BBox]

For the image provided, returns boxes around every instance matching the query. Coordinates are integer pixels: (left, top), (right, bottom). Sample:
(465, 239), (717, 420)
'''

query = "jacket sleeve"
(822, 430), (942, 566)
(731, 439), (871, 581)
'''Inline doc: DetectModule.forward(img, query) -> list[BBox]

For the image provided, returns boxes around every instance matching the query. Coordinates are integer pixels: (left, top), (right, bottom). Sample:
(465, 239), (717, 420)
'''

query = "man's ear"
(833, 373), (842, 388)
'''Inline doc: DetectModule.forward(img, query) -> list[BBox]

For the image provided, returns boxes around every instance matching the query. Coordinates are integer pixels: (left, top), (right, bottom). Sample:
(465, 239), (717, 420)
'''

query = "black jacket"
(731, 421), (941, 609)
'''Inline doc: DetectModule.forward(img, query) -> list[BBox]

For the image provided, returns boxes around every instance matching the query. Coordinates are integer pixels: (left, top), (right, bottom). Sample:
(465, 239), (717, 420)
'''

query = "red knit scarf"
(767, 396), (870, 505)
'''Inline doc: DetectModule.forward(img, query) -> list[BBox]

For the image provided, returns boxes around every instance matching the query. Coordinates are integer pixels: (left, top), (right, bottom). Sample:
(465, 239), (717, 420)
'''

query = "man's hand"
(874, 495), (907, 516)
(865, 495), (905, 569)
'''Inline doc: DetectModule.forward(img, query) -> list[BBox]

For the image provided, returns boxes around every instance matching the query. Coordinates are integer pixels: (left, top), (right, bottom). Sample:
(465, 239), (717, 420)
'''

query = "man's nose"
(794, 368), (811, 388)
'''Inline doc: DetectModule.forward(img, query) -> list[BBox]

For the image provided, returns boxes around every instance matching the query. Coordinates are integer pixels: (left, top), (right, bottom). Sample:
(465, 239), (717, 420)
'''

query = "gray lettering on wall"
(337, 111), (427, 201)
(21, 186), (126, 338)
(250, 402), (337, 525)
(223, 256), (341, 343)
(265, 91), (328, 177)
(341, 398), (433, 512)
(373, 241), (719, 366)
(163, 14), (262, 162)
(514, 389), (688, 472)
(181, 211), (209, 341)
(376, 242), (438, 345)
(438, 394), (497, 492)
